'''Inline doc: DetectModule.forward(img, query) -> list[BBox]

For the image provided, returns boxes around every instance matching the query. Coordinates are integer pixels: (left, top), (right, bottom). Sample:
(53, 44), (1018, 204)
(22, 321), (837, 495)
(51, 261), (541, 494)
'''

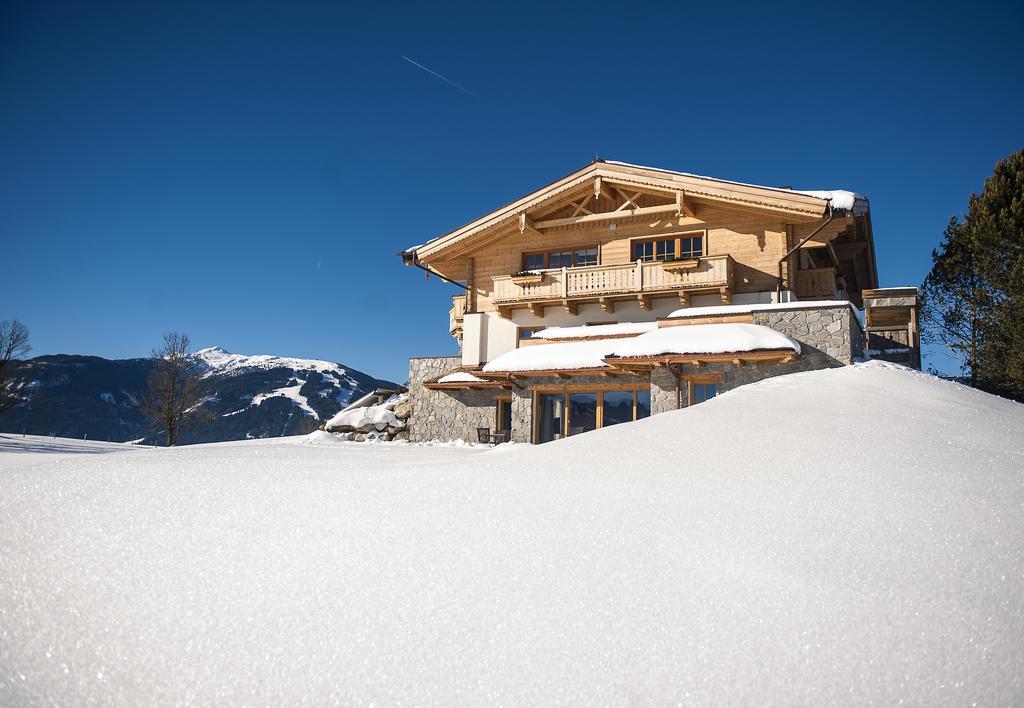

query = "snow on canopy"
(533, 321), (659, 340)
(1, 362), (1022, 705)
(482, 338), (622, 372)
(666, 299), (859, 320)
(484, 323), (800, 372)
(610, 323), (800, 358)
(436, 371), (488, 383)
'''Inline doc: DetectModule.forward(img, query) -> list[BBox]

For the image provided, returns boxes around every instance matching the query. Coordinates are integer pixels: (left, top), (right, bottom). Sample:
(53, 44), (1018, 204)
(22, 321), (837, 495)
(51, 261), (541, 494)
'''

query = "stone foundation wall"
(753, 304), (860, 367)
(407, 356), (497, 443)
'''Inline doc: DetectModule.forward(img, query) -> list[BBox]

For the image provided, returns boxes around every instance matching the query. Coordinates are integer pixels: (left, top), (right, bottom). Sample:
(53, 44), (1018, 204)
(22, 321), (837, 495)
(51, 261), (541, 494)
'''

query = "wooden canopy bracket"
(562, 300), (578, 316)
(638, 294), (652, 311)
(529, 302), (545, 318)
(599, 297), (615, 314)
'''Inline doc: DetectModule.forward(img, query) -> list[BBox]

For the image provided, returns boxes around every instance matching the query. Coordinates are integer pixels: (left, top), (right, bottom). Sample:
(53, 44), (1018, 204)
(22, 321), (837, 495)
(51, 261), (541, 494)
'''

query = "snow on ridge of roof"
(610, 323), (800, 358)
(604, 160), (866, 209)
(534, 322), (660, 340)
(665, 300), (858, 320)
(437, 371), (488, 384)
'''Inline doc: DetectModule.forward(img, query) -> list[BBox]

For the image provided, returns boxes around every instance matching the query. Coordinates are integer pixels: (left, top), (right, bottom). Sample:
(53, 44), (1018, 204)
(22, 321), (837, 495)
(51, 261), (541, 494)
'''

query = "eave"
(407, 161), (836, 264)
(602, 349), (798, 370)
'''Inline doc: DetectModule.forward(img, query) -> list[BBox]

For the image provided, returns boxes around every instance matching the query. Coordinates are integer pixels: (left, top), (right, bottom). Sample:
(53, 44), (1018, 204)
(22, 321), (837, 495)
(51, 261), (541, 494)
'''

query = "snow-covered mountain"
(2, 347), (396, 444)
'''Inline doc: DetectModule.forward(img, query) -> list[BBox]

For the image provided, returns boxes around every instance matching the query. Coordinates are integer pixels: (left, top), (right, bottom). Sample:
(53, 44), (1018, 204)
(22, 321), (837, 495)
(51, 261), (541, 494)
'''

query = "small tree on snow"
(0, 320), (31, 416)
(142, 332), (210, 446)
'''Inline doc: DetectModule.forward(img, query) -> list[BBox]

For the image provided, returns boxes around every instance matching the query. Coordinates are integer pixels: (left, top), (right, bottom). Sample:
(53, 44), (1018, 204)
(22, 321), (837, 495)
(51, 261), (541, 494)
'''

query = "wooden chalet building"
(401, 160), (919, 444)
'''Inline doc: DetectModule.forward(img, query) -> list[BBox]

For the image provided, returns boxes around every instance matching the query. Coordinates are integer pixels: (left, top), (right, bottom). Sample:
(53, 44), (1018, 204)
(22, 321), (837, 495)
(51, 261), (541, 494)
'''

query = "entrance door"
(567, 392), (597, 436)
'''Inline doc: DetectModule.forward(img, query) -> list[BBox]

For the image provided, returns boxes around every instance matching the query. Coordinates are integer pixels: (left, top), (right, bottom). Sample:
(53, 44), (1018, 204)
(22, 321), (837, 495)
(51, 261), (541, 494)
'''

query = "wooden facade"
(403, 160), (878, 337)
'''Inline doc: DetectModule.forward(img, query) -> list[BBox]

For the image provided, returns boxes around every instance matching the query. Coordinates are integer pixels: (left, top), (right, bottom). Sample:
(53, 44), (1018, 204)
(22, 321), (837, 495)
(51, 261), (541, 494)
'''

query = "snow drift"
(1, 362), (1022, 705)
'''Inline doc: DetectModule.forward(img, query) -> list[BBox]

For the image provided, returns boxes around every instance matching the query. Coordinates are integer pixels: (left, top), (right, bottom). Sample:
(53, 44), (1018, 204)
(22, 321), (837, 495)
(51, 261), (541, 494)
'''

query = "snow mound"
(324, 393), (407, 431)
(1, 362), (1023, 705)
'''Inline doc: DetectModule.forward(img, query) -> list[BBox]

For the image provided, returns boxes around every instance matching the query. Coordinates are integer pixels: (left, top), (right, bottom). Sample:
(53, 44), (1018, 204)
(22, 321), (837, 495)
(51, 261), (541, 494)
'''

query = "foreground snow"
(1, 363), (1022, 705)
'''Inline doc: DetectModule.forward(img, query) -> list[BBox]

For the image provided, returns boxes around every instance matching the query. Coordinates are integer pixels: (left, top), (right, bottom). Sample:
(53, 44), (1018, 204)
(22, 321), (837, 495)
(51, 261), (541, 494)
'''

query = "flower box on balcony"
(662, 259), (700, 273)
(510, 271), (545, 286)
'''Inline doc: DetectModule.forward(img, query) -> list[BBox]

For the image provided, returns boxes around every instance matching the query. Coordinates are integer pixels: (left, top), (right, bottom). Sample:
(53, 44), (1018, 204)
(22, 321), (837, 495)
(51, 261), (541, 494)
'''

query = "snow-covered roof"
(665, 300), (859, 320)
(436, 371), (488, 384)
(483, 323), (800, 373)
(483, 339), (621, 373)
(533, 322), (659, 340)
(609, 323), (800, 359)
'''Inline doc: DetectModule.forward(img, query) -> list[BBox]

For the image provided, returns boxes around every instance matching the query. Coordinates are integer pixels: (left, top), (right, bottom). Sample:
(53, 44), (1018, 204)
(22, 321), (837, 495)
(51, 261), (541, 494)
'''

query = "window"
(680, 235), (703, 259)
(521, 246), (599, 270)
(495, 397), (512, 433)
(519, 326), (545, 340)
(691, 382), (717, 405)
(632, 232), (705, 262)
(534, 388), (652, 442)
(574, 247), (598, 267)
(523, 253), (546, 271)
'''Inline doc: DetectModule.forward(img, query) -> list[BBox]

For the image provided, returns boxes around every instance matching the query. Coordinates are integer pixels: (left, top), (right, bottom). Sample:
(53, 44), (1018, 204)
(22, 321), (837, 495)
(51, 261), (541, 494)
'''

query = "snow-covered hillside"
(1, 362), (1022, 705)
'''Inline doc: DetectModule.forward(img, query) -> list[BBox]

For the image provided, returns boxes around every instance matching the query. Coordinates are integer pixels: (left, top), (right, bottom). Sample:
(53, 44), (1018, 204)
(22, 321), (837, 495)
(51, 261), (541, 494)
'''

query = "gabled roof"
(403, 160), (869, 263)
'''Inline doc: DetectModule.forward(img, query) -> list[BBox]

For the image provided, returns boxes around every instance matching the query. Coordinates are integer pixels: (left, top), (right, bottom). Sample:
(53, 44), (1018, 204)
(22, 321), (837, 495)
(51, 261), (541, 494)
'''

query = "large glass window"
(636, 390), (651, 419)
(547, 251), (573, 268)
(568, 393), (598, 436)
(691, 382), (717, 405)
(602, 391), (634, 427)
(537, 393), (564, 443)
(535, 389), (653, 442)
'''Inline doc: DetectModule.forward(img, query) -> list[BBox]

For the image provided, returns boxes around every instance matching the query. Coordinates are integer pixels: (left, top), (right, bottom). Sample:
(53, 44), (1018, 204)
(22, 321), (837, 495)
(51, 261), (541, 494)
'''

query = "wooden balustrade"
(794, 267), (837, 299)
(492, 255), (735, 306)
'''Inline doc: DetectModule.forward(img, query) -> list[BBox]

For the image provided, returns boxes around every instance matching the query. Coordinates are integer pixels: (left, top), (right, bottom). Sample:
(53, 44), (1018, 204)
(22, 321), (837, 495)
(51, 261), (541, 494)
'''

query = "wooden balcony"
(492, 255), (734, 316)
(449, 294), (467, 337)
(794, 267), (838, 300)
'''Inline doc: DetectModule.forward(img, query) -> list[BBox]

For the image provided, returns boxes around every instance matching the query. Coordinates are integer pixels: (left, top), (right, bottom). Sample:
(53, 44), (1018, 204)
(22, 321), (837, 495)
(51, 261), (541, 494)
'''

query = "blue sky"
(2, 1), (1022, 382)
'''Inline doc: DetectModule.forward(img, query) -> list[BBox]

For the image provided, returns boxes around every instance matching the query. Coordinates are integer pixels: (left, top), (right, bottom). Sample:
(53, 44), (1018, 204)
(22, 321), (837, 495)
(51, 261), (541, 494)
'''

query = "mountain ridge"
(2, 347), (397, 444)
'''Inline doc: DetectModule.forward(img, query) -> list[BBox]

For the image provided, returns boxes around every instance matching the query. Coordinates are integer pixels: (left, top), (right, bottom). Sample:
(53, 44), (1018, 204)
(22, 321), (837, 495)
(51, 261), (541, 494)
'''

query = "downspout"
(776, 202), (833, 302)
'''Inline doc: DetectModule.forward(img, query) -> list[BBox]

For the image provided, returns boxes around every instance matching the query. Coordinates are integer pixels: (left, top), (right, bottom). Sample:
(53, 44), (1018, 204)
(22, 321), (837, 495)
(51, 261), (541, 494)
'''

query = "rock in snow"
(0, 362), (1022, 705)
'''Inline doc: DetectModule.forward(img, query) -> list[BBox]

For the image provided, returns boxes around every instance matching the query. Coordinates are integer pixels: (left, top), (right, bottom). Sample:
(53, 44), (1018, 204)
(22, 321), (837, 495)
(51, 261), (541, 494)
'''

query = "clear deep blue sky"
(2, 1), (1022, 382)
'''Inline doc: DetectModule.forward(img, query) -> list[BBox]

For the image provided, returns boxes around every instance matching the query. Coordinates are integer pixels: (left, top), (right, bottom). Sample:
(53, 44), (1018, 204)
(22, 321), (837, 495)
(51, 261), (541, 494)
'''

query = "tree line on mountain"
(920, 147), (1024, 402)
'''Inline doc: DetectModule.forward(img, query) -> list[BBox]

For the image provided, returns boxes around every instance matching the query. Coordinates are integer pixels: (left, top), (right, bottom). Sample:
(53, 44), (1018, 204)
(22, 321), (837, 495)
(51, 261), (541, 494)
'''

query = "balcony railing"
(794, 267), (838, 300)
(492, 255), (734, 305)
(449, 294), (467, 335)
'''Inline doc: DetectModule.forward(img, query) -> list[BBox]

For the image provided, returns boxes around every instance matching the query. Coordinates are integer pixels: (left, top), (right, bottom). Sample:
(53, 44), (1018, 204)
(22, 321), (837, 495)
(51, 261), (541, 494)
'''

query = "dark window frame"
(631, 231), (707, 262)
(521, 244), (600, 271)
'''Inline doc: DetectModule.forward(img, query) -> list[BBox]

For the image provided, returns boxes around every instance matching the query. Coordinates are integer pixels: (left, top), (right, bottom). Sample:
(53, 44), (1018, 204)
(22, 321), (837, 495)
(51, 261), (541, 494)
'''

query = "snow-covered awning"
(424, 370), (511, 390)
(481, 323), (800, 376)
(533, 322), (659, 340)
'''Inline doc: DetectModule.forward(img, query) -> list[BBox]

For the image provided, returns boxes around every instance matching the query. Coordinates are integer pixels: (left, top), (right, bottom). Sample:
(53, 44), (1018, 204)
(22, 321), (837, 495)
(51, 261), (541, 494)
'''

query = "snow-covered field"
(1, 362), (1022, 705)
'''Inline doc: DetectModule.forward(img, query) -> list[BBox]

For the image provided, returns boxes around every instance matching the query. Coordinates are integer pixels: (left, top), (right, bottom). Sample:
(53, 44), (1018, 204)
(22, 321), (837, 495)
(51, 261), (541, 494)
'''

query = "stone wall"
(407, 356), (497, 443)
(753, 304), (860, 367)
(650, 367), (679, 415)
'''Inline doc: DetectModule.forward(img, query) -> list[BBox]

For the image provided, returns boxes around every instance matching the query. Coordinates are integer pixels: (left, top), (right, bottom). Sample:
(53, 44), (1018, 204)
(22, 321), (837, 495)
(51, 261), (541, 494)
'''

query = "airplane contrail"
(401, 55), (485, 102)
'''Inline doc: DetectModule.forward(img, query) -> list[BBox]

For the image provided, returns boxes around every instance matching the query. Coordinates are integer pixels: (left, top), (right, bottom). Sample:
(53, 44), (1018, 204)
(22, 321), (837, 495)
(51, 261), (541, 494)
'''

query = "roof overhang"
(603, 349), (799, 370)
(405, 160), (844, 264)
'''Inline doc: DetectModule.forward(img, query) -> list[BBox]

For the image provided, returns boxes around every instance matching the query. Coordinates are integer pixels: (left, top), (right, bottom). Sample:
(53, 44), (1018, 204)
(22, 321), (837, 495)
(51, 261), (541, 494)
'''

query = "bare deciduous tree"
(142, 332), (210, 446)
(0, 320), (31, 416)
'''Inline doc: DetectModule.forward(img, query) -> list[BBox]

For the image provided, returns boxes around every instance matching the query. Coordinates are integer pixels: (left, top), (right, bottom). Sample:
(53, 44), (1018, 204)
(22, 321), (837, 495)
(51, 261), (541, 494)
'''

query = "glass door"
(537, 393), (564, 443)
(568, 392), (597, 436)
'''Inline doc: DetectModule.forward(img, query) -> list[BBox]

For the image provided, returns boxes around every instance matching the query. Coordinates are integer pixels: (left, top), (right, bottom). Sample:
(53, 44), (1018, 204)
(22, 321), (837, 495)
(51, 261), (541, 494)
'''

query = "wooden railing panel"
(794, 267), (837, 299)
(492, 255), (735, 304)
